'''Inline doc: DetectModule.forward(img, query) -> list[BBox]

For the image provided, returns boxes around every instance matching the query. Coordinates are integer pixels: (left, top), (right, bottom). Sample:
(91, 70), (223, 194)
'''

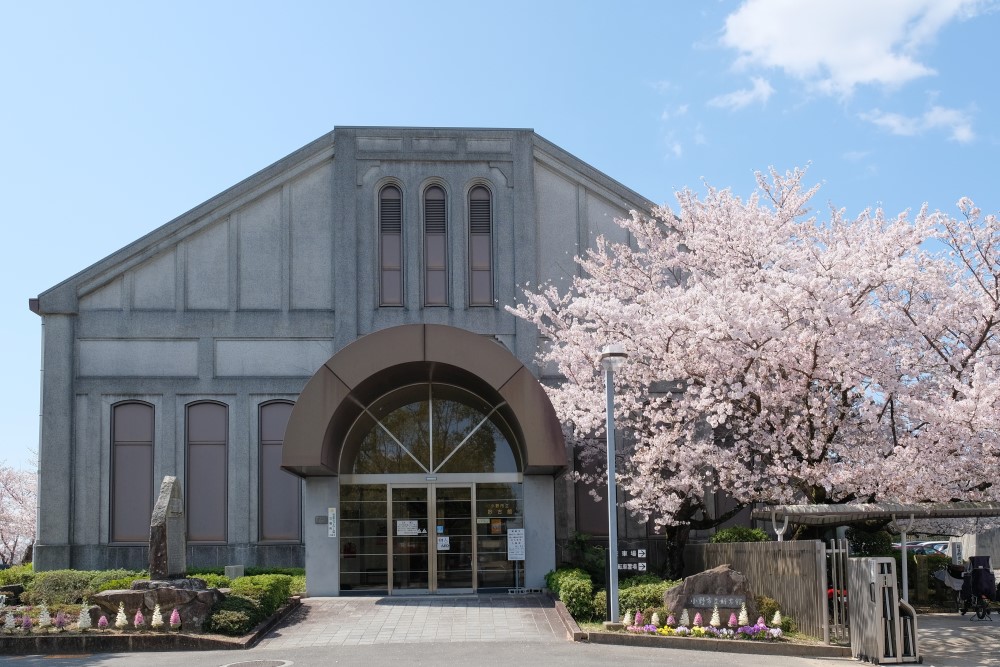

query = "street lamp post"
(600, 343), (627, 626)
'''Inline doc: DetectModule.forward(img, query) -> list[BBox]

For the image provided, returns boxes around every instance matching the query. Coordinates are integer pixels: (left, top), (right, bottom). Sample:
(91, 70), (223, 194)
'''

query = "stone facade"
(31, 127), (655, 589)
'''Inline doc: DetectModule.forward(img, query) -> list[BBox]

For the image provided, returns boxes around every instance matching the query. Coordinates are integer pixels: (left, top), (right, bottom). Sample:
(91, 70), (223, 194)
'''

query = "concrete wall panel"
(534, 163), (579, 288)
(586, 189), (629, 246)
(290, 162), (334, 310)
(79, 339), (198, 377)
(238, 191), (282, 310)
(185, 220), (230, 310)
(132, 250), (177, 310)
(215, 339), (335, 377)
(79, 278), (123, 311)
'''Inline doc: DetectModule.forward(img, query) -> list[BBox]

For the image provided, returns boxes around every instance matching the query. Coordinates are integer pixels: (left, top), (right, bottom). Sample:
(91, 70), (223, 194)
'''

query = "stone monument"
(149, 475), (186, 579)
(663, 563), (759, 623)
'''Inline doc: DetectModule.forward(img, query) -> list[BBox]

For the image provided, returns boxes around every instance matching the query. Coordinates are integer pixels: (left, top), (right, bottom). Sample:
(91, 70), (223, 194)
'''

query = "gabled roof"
(31, 127), (656, 315)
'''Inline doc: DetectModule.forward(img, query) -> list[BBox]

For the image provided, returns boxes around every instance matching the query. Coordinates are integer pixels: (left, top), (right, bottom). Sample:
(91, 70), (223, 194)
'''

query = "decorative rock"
(92, 585), (222, 631)
(663, 564), (758, 624)
(149, 476), (186, 580)
(0, 584), (24, 605)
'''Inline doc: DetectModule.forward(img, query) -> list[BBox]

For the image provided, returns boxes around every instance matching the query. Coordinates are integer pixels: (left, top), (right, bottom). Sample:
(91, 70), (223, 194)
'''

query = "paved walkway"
(915, 612), (1000, 666)
(256, 594), (568, 649)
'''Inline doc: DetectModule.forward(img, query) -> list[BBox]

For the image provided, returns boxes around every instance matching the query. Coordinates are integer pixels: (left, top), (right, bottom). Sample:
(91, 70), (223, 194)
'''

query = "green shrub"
(619, 581), (678, 614)
(206, 593), (265, 635)
(205, 609), (255, 635)
(187, 566), (225, 576)
(846, 528), (894, 556)
(620, 573), (664, 588)
(560, 577), (594, 621)
(756, 595), (780, 622)
(0, 563), (34, 588)
(710, 526), (770, 543)
(289, 574), (305, 597)
(229, 574), (292, 617)
(592, 589), (607, 620)
(780, 615), (796, 633)
(90, 569), (145, 594)
(197, 573), (232, 589)
(22, 570), (95, 605)
(544, 567), (589, 596)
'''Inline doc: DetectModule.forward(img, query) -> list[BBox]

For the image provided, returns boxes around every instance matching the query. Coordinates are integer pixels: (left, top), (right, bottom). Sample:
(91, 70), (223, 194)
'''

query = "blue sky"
(2, 0), (998, 470)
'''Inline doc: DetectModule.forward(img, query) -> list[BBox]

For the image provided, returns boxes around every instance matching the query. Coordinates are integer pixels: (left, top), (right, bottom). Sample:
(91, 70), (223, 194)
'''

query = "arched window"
(379, 185), (403, 306)
(468, 186), (493, 306)
(259, 401), (301, 542)
(186, 401), (228, 543)
(424, 185), (448, 306)
(111, 401), (154, 543)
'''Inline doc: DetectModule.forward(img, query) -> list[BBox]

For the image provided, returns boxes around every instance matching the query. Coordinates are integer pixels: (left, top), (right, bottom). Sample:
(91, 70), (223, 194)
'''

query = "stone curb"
(0, 596), (301, 655)
(544, 591), (587, 641)
(586, 631), (853, 657)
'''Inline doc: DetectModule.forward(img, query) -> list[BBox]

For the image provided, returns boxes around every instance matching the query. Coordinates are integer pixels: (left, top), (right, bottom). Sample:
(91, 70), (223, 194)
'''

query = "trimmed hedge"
(24, 568), (147, 602)
(228, 574), (292, 617)
(620, 580), (680, 614)
(0, 563), (34, 589)
(206, 594), (263, 635)
(544, 567), (589, 597)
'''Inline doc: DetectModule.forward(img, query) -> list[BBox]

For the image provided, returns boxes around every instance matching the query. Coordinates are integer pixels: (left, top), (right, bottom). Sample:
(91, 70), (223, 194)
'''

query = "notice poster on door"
(437, 536), (450, 551)
(397, 520), (419, 536)
(507, 528), (525, 561)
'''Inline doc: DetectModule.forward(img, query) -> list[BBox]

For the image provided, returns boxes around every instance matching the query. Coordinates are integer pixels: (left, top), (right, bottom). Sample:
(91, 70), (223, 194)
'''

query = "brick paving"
(256, 594), (568, 649)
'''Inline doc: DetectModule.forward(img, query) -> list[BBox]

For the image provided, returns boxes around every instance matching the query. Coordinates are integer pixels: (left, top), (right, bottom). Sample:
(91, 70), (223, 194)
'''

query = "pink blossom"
(510, 167), (1000, 559)
(98, 615), (108, 629)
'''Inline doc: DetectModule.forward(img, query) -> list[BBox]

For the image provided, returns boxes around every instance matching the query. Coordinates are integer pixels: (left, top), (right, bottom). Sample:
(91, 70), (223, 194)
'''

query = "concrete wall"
(32, 127), (654, 577)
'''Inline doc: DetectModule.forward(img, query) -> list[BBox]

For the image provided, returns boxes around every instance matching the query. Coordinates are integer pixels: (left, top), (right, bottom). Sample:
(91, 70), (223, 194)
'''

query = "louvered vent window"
(424, 186), (448, 306)
(379, 185), (403, 306)
(469, 186), (493, 305)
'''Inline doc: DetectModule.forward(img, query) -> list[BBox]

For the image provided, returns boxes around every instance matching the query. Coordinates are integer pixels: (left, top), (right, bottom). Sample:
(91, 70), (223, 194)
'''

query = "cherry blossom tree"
(511, 168), (1000, 575)
(0, 463), (37, 565)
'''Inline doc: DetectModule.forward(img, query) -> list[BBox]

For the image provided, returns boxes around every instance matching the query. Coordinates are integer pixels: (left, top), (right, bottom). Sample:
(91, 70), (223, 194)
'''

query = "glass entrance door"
(388, 485), (473, 593)
(434, 487), (473, 591)
(390, 486), (429, 591)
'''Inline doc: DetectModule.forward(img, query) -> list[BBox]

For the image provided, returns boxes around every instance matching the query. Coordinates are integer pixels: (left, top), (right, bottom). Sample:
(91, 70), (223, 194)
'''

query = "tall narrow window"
(186, 401), (228, 543)
(379, 185), (403, 306)
(424, 185), (448, 305)
(259, 401), (302, 542)
(469, 186), (493, 306)
(111, 402), (154, 543)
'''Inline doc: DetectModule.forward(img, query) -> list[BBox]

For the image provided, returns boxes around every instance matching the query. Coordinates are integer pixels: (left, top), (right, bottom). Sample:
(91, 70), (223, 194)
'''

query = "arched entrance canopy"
(281, 324), (566, 477)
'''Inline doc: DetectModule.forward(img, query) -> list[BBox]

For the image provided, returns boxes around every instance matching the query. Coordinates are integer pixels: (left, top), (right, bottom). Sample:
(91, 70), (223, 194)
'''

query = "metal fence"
(685, 539), (847, 642)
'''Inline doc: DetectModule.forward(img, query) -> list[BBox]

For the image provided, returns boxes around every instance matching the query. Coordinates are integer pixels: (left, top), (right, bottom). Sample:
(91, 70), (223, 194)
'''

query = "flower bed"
(620, 605), (787, 643)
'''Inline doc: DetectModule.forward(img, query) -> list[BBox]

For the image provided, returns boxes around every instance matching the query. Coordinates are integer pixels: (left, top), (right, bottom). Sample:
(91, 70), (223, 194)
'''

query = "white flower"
(115, 602), (128, 630)
(38, 603), (51, 628)
(738, 602), (749, 626)
(77, 603), (92, 630)
(151, 604), (164, 629)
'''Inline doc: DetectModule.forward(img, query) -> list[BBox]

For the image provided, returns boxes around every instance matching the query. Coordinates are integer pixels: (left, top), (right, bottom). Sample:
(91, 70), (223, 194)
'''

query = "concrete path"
(256, 594), (568, 649)
(916, 611), (1000, 666)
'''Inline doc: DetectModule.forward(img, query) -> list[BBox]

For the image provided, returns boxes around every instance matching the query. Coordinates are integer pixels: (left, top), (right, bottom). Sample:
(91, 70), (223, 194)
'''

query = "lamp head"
(599, 343), (628, 371)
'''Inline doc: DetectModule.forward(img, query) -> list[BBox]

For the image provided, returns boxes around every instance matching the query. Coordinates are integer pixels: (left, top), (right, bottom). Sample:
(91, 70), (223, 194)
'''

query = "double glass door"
(391, 485), (473, 593)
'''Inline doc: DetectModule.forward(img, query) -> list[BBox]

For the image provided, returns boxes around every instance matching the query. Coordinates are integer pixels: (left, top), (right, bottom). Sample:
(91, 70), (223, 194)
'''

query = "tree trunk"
(661, 524), (691, 580)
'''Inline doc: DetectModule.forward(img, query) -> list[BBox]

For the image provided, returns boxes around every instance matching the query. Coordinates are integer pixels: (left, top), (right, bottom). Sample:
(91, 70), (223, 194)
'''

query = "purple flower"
(98, 615), (108, 630)
(54, 612), (67, 630)
(666, 614), (676, 627)
(22, 615), (32, 631)
(693, 612), (703, 627)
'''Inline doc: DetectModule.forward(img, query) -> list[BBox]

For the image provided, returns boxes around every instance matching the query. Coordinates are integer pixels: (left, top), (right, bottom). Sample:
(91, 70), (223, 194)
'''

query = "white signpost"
(507, 528), (525, 560)
(328, 508), (336, 538)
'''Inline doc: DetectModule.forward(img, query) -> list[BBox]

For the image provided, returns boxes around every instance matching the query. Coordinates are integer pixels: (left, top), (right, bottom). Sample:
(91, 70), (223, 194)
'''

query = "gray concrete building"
(30, 127), (655, 595)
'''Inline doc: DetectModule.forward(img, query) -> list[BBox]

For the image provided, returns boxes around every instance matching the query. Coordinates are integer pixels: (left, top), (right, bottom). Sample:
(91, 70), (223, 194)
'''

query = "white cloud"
(720, 0), (986, 95)
(860, 106), (975, 142)
(708, 77), (774, 110)
(661, 104), (689, 121)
